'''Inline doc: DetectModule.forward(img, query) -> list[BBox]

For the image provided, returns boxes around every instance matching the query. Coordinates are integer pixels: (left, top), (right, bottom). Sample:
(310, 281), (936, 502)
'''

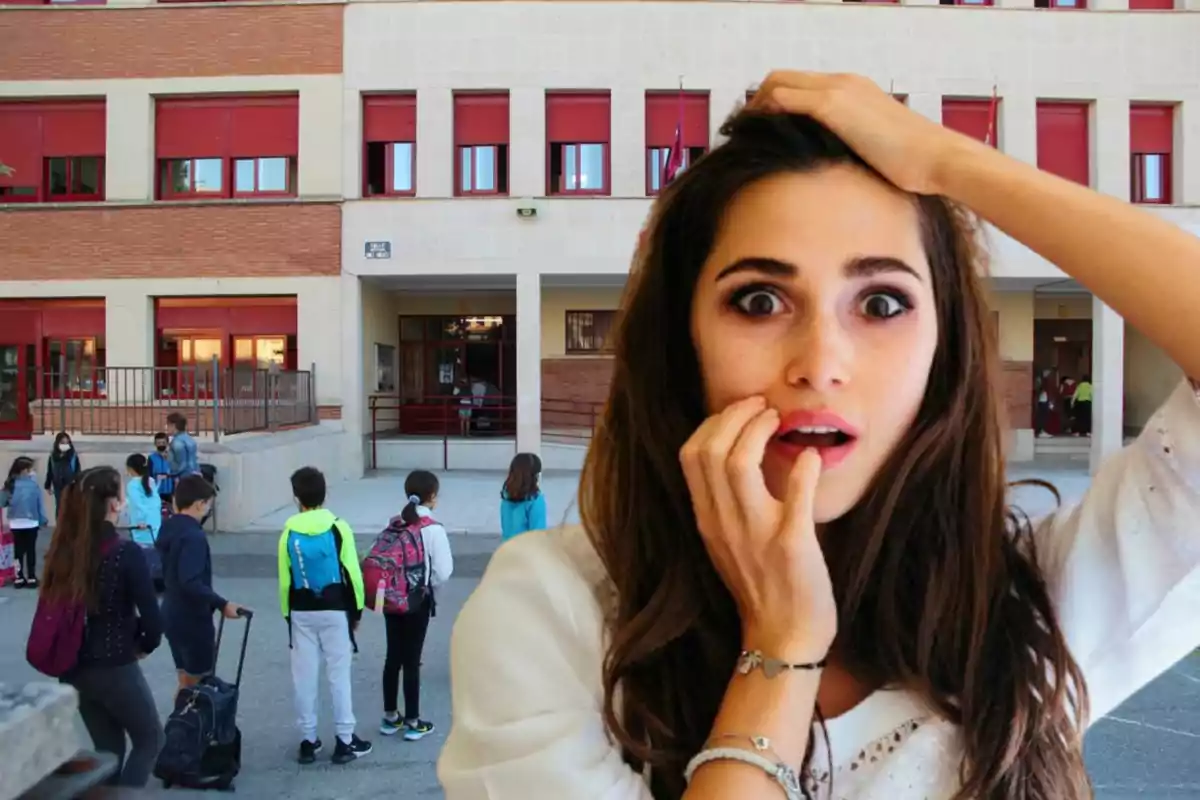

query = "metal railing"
(15, 359), (317, 438)
(368, 393), (603, 470)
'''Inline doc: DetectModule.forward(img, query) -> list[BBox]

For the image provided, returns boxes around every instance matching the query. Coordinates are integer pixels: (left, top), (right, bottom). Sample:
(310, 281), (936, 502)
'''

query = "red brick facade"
(542, 357), (611, 429)
(0, 202), (340, 280)
(0, 4), (342, 81)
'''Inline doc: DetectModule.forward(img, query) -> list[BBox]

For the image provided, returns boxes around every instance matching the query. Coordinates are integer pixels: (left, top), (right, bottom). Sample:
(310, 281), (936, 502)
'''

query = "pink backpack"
(361, 515), (430, 615)
(27, 538), (117, 677)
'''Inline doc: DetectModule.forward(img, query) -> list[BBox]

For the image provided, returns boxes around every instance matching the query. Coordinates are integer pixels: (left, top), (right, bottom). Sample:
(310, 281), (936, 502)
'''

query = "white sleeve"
(1033, 379), (1200, 723)
(438, 534), (653, 800)
(423, 523), (454, 587)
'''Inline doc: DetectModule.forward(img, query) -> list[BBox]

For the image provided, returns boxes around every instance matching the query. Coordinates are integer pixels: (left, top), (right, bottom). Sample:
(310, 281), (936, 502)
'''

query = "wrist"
(740, 631), (830, 665)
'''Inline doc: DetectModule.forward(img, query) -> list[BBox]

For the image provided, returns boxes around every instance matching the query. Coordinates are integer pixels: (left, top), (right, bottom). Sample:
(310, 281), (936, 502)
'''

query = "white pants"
(290, 610), (356, 743)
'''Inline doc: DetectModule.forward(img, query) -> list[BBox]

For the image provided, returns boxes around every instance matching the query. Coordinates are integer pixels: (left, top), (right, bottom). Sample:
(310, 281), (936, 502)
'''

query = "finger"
(681, 396), (765, 542)
(781, 448), (823, 534)
(725, 408), (780, 523)
(750, 70), (836, 107)
(761, 87), (827, 119)
(698, 398), (768, 536)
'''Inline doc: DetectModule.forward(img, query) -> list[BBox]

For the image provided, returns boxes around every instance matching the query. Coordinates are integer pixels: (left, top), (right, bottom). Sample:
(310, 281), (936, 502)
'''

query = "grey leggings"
(67, 662), (164, 787)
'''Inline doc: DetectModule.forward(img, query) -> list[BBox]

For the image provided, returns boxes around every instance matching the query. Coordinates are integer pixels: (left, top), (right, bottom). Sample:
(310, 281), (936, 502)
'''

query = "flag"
(663, 82), (686, 185)
(983, 84), (998, 148)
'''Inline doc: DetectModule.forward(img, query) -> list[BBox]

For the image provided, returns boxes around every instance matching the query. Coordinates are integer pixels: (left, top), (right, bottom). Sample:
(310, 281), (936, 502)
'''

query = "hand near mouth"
(680, 395), (838, 661)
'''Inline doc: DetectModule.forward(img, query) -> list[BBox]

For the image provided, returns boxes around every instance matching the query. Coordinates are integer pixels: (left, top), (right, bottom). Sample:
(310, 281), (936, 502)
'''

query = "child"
(44, 432), (80, 518)
(377, 470), (453, 741)
(148, 433), (175, 510)
(1, 456), (48, 588)
(157, 475), (244, 696)
(125, 454), (163, 592)
(279, 466), (371, 765)
(499, 452), (547, 542)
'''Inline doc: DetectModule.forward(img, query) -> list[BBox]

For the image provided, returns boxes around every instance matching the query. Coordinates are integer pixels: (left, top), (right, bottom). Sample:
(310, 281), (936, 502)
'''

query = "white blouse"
(438, 380), (1200, 800)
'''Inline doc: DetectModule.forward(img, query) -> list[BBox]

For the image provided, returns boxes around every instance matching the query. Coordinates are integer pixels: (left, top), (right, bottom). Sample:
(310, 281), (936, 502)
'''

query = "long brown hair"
(41, 466), (122, 609)
(579, 110), (1090, 799)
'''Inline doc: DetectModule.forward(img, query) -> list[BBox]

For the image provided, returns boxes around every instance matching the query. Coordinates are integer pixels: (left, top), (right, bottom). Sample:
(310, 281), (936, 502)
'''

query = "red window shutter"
(364, 94), (416, 143)
(228, 95), (299, 158)
(645, 92), (709, 148)
(0, 104), (43, 187)
(156, 98), (231, 159)
(40, 305), (105, 339)
(942, 99), (992, 144)
(1130, 104), (1173, 153)
(40, 100), (106, 157)
(454, 93), (509, 146)
(1037, 102), (1089, 186)
(546, 93), (610, 143)
(1129, 0), (1173, 8)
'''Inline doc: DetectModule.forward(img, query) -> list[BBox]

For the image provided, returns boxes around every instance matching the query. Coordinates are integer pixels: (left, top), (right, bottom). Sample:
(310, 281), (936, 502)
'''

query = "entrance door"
(0, 344), (31, 439)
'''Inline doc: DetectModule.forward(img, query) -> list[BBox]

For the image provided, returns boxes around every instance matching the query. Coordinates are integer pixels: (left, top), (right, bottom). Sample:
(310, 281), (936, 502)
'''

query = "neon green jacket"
(277, 508), (365, 618)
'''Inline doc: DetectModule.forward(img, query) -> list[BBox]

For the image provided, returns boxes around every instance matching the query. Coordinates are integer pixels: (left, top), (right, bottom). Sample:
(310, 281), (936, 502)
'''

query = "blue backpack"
(287, 525), (343, 600)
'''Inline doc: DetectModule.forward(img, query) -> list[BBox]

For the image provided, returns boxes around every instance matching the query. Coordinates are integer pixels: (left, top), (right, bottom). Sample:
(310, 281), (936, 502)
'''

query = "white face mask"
(58, 443), (70, 452)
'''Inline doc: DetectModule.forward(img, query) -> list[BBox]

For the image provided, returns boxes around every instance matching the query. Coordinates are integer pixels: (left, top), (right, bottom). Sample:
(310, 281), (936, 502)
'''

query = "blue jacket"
(148, 451), (174, 496)
(2, 475), (48, 527)
(157, 514), (226, 627)
(500, 490), (547, 542)
(124, 477), (162, 546)
(169, 432), (199, 478)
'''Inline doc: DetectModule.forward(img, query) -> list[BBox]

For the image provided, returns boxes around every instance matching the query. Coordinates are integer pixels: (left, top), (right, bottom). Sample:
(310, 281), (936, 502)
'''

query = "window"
(565, 311), (618, 354)
(942, 97), (999, 147)
(646, 91), (709, 195)
(45, 337), (105, 396)
(0, 100), (106, 203)
(155, 95), (299, 201)
(1131, 104), (1174, 204)
(939, 0), (993, 5)
(1036, 102), (1090, 186)
(1034, 0), (1086, 7)
(455, 92), (509, 196)
(363, 94), (417, 197)
(234, 156), (293, 196)
(233, 336), (287, 369)
(546, 93), (611, 196)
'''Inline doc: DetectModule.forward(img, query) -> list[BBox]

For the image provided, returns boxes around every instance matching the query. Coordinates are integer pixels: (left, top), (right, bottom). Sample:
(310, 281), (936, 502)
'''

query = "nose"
(783, 309), (851, 391)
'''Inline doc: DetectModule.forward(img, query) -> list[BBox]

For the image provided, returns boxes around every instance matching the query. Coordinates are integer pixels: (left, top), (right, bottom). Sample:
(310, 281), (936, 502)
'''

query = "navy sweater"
(157, 514), (226, 631)
(78, 525), (163, 668)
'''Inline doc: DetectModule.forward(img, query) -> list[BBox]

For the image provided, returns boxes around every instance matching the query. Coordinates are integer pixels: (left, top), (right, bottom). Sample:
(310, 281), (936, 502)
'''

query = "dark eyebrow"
(715, 255), (922, 283)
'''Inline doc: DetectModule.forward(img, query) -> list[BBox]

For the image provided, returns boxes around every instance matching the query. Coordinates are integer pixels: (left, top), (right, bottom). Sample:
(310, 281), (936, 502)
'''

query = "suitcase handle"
(214, 609), (253, 690)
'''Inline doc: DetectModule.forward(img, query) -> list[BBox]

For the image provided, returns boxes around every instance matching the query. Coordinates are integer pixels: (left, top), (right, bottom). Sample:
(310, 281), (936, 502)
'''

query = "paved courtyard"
(2, 464), (1199, 798)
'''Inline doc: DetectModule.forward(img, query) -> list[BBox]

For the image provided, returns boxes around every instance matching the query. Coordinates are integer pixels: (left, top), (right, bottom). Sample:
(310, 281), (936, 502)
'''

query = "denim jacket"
(169, 432), (200, 478)
(2, 475), (49, 527)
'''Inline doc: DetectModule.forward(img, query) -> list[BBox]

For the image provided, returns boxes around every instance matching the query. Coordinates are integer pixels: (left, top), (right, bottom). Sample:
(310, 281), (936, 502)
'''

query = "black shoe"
(332, 734), (372, 764)
(13, 577), (26, 589)
(298, 739), (323, 764)
(25, 577), (38, 590)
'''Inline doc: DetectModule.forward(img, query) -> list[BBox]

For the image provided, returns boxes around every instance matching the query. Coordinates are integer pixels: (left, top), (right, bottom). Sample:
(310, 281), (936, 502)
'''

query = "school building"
(1, 0), (1198, 526)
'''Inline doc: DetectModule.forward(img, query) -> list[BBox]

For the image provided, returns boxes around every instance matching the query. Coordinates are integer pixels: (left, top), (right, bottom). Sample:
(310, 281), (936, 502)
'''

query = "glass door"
(0, 345), (30, 439)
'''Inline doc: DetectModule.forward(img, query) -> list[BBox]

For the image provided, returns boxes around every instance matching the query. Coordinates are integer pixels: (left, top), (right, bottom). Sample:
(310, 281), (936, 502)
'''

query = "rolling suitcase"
(155, 609), (253, 792)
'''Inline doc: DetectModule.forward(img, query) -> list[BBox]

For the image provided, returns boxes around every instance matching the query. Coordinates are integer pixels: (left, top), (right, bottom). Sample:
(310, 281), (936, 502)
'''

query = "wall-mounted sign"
(365, 241), (392, 260)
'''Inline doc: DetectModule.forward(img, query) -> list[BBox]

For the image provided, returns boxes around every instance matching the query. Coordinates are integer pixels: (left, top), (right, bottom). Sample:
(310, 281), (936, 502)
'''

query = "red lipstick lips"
(770, 409), (860, 469)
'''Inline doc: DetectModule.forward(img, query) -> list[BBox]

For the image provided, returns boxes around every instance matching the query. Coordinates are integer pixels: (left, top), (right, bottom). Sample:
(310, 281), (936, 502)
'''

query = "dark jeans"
(12, 526), (38, 580)
(66, 662), (164, 787)
(382, 601), (432, 720)
(1074, 400), (1093, 435)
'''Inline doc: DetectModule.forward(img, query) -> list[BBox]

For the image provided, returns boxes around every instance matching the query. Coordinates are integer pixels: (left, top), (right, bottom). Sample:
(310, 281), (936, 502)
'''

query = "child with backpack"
(158, 475), (245, 696)
(279, 466), (372, 765)
(31, 466), (164, 787)
(499, 452), (547, 542)
(362, 470), (453, 741)
(2, 456), (49, 588)
(149, 432), (175, 512)
(45, 431), (81, 517)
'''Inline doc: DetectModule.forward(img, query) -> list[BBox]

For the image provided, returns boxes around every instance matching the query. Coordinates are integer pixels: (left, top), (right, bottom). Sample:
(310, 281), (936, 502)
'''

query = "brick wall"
(542, 357), (611, 428)
(0, 4), (342, 81)
(317, 405), (342, 420)
(1000, 360), (1033, 429)
(31, 401), (318, 436)
(0, 202), (340, 280)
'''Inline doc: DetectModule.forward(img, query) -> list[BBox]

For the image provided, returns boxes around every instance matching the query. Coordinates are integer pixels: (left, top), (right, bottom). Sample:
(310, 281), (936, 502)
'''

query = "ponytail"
(400, 470), (440, 526)
(125, 453), (152, 497)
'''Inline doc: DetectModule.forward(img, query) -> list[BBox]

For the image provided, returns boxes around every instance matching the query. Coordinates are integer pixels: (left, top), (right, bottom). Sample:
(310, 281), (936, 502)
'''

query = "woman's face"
(690, 166), (940, 523)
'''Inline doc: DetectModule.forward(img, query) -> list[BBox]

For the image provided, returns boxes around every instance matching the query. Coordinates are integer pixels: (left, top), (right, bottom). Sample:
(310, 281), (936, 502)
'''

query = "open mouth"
(777, 426), (855, 449)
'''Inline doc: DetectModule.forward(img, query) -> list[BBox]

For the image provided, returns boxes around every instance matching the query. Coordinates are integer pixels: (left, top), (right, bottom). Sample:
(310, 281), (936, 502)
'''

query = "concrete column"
(296, 279), (345, 411)
(105, 87), (153, 202)
(996, 0), (1034, 7)
(997, 291), (1036, 462)
(611, 87), (643, 198)
(297, 77), (343, 199)
(509, 88), (545, 198)
(999, 94), (1037, 166)
(1185, 0), (1200, 10)
(342, 89), (363, 201)
(416, 87), (453, 198)
(339, 274), (366, 478)
(516, 271), (542, 454)
(104, 287), (153, 405)
(1178, 96), (1200, 205)
(1093, 97), (1129, 199)
(1090, 297), (1125, 474)
(905, 92), (942, 126)
(1089, 0), (1125, 8)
